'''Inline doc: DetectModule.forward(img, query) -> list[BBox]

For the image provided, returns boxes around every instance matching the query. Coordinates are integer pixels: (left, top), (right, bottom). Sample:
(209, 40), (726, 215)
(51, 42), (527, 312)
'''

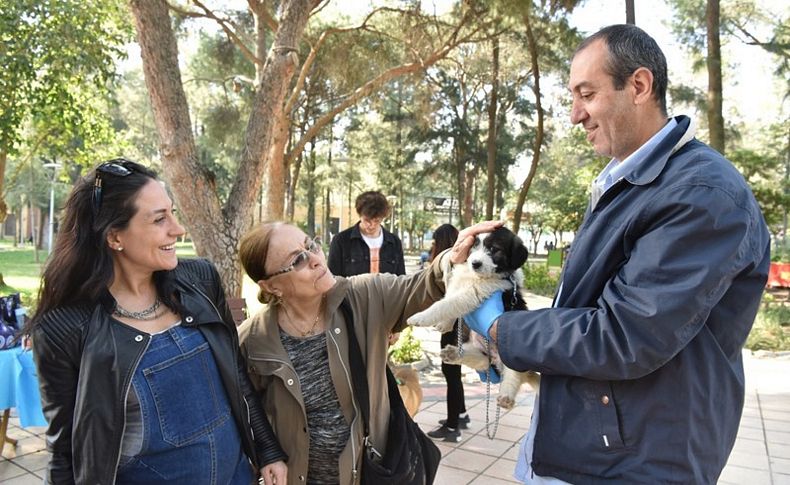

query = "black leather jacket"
(327, 223), (405, 277)
(32, 259), (286, 485)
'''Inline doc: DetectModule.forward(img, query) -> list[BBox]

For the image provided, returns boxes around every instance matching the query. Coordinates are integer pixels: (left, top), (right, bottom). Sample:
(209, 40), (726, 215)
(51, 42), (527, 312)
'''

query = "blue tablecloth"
(0, 346), (47, 428)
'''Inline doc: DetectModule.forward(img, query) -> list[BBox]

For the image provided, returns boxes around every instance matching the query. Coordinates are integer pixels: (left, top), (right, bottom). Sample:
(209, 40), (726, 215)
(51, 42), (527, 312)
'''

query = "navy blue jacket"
(498, 116), (770, 484)
(328, 222), (406, 277)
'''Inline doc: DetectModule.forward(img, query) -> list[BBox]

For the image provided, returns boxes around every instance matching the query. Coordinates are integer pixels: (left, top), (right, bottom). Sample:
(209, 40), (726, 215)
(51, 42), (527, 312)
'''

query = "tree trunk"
(485, 37), (499, 220)
(625, 0), (635, 24)
(0, 149), (7, 224)
(462, 167), (476, 227)
(130, 0), (314, 295)
(513, 8), (545, 234)
(263, 111), (290, 220)
(706, 0), (725, 154)
(306, 139), (316, 236)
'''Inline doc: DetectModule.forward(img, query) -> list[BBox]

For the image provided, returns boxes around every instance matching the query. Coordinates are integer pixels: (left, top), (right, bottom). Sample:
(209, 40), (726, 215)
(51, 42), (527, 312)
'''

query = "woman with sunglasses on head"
(237, 220), (501, 484)
(26, 159), (287, 485)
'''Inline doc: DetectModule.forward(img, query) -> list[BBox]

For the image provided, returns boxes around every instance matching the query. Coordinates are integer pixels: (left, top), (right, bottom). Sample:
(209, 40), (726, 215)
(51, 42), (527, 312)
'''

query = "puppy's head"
(467, 227), (528, 275)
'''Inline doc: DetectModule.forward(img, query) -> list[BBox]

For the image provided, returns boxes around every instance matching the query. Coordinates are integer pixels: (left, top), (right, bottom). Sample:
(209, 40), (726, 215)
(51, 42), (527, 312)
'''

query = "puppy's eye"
(472, 238), (480, 248)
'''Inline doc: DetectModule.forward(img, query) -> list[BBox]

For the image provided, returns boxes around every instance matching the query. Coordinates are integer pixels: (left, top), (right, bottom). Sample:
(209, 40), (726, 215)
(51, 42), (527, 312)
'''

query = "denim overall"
(116, 324), (254, 484)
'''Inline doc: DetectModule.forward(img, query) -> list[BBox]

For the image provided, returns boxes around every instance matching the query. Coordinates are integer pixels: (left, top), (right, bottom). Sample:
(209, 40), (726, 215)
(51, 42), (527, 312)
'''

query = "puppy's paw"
(433, 320), (454, 333)
(407, 311), (433, 327)
(440, 345), (462, 364)
(497, 394), (516, 410)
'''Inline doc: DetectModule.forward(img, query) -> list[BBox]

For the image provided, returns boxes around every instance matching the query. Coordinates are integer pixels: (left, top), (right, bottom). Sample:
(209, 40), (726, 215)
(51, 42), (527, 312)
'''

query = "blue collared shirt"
(590, 118), (678, 208)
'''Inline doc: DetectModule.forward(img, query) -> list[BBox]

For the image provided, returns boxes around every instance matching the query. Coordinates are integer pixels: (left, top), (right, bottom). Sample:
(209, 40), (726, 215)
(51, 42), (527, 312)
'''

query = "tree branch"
(188, 0), (264, 67)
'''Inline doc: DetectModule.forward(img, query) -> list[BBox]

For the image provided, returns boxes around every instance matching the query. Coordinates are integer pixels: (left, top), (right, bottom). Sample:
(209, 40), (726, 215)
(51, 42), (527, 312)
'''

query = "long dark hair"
(29, 159), (169, 329)
(429, 224), (458, 262)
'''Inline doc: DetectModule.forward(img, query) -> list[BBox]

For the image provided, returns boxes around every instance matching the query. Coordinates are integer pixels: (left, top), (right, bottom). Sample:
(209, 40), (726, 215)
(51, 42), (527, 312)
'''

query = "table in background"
(0, 346), (47, 451)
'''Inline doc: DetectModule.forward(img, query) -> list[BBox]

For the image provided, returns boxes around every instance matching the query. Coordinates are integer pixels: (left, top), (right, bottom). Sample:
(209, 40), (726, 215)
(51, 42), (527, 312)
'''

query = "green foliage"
(527, 127), (605, 240)
(0, 0), (131, 154)
(745, 299), (790, 351)
(522, 263), (559, 298)
(773, 239), (790, 263)
(388, 326), (423, 364)
(0, 242), (43, 311)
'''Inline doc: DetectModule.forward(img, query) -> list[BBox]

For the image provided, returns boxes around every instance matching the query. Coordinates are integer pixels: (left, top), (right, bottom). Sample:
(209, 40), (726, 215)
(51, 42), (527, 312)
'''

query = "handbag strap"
(339, 298), (372, 438)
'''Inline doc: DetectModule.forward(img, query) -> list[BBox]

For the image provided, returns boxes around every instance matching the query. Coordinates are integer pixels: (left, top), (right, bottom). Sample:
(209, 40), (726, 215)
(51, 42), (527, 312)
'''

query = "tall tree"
(706, 0), (725, 153)
(129, 0), (315, 295)
(485, 36), (500, 219)
(130, 1), (490, 293)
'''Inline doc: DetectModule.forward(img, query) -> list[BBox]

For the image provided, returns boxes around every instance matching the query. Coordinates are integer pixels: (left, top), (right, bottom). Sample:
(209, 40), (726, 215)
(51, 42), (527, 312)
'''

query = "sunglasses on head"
(262, 237), (323, 280)
(92, 159), (135, 214)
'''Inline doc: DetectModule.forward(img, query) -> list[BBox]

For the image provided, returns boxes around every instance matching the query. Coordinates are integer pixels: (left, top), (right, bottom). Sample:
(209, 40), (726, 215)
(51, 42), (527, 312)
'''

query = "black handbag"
(339, 299), (441, 485)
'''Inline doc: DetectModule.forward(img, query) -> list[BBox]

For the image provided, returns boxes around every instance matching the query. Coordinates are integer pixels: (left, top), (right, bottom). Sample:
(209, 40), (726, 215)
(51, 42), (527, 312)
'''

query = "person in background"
(237, 220), (500, 484)
(328, 190), (405, 277)
(461, 24), (770, 484)
(424, 224), (470, 443)
(27, 158), (287, 485)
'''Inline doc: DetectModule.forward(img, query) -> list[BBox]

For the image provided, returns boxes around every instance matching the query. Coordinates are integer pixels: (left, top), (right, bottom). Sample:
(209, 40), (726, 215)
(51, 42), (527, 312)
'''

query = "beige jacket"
(239, 254), (448, 485)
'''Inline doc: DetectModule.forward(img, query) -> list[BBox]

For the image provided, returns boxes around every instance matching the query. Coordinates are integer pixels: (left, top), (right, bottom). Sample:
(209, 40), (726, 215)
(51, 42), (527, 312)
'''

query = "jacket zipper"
(326, 328), (360, 481)
(190, 284), (255, 459)
(110, 335), (151, 485)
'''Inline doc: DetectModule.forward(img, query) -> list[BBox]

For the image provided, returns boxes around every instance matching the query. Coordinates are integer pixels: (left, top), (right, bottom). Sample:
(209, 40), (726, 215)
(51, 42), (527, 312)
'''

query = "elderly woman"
(28, 159), (287, 485)
(238, 220), (499, 484)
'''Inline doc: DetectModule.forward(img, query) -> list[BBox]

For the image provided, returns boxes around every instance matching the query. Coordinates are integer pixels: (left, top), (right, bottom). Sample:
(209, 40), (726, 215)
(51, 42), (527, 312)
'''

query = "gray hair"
(575, 24), (668, 115)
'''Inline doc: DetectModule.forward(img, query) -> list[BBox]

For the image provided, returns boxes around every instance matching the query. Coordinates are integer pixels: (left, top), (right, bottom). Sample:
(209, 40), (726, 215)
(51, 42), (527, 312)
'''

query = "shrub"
(523, 264), (560, 298)
(389, 326), (423, 364)
(746, 299), (790, 351)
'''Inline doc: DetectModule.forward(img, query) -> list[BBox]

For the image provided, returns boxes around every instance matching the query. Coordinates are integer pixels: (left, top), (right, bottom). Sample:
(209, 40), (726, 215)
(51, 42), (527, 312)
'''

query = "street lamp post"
(42, 161), (62, 254)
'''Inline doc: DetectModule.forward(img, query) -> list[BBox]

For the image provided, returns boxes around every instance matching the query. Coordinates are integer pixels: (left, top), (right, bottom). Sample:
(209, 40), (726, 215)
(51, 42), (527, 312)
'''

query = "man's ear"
(631, 67), (654, 106)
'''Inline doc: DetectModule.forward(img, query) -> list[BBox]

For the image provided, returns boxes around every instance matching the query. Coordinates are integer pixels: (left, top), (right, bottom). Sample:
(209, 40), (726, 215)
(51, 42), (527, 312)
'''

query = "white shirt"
(361, 232), (383, 249)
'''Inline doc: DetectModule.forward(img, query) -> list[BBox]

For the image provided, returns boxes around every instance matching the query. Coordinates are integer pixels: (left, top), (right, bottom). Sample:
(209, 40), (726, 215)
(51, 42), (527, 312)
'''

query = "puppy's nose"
(471, 261), (482, 270)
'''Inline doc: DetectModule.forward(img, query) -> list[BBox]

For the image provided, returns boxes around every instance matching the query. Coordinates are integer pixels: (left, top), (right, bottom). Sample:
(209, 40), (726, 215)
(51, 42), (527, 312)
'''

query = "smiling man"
(460, 24), (771, 484)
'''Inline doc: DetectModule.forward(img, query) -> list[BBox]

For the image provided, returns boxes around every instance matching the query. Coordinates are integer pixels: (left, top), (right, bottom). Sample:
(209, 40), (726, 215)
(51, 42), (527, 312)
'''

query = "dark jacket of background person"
(32, 259), (287, 485)
(497, 116), (770, 483)
(239, 257), (448, 485)
(328, 222), (405, 276)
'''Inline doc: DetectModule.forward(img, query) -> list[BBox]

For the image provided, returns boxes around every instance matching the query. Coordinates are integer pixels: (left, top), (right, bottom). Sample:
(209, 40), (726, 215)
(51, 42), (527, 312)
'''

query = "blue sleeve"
(498, 184), (768, 380)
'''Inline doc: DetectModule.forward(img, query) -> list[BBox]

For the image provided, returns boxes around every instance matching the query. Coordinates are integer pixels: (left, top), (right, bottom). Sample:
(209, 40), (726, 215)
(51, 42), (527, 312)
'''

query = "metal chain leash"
(484, 336), (500, 439)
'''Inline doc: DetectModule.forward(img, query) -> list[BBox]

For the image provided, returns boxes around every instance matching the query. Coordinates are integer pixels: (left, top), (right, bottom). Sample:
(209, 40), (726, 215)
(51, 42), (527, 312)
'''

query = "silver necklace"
(114, 298), (161, 321)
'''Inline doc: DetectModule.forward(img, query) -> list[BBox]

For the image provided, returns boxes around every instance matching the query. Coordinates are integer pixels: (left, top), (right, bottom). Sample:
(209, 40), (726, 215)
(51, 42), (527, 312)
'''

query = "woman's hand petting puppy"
(449, 220), (504, 265)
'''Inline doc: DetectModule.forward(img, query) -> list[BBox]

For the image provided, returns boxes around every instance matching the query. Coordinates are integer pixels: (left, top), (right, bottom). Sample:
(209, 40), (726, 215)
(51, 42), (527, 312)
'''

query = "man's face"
(359, 215), (384, 237)
(568, 39), (640, 161)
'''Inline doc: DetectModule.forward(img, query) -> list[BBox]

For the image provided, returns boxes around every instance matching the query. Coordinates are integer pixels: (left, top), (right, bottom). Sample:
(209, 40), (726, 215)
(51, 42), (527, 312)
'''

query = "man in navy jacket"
(459, 25), (770, 484)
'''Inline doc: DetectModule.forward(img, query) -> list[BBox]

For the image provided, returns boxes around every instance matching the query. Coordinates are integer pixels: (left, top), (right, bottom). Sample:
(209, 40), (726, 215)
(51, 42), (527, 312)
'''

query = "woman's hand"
(449, 220), (504, 264)
(260, 460), (288, 485)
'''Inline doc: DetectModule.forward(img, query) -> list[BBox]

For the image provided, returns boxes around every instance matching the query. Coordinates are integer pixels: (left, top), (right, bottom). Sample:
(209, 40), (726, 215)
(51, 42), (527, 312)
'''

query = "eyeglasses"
(262, 237), (323, 280)
(92, 159), (134, 214)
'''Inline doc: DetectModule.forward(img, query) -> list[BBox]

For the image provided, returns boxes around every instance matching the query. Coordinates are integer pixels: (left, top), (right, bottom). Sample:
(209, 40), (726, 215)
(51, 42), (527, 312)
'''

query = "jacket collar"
(624, 115), (697, 187)
(98, 272), (224, 328)
(246, 277), (352, 357)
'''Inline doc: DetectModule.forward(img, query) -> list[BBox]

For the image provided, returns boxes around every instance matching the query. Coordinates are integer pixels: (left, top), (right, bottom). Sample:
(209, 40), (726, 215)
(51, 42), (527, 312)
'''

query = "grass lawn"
(0, 240), (46, 305)
(0, 239), (198, 310)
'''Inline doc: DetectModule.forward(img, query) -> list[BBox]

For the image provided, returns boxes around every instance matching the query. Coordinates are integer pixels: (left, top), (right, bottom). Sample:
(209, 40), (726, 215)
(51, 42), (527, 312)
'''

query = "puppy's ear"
(510, 236), (529, 268)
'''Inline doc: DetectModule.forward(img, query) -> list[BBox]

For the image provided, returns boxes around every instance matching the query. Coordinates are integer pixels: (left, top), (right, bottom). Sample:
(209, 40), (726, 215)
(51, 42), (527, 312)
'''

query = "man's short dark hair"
(575, 24), (668, 115)
(355, 191), (390, 219)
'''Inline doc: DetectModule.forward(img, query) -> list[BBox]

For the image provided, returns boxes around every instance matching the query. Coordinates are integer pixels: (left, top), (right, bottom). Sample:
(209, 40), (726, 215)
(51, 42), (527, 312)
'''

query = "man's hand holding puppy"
(465, 290), (503, 343)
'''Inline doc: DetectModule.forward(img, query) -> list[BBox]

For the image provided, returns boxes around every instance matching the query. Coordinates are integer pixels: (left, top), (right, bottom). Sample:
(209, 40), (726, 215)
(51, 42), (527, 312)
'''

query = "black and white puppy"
(408, 227), (539, 408)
